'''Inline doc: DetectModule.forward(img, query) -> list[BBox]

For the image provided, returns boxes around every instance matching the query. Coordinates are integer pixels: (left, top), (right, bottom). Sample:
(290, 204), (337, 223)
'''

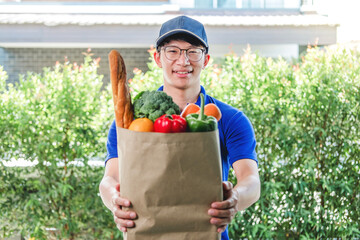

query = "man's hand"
(112, 183), (137, 232)
(208, 181), (238, 233)
(208, 159), (261, 233)
(99, 158), (139, 233)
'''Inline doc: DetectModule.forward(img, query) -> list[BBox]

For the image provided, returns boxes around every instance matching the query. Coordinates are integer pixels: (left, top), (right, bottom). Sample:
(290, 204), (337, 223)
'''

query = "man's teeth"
(176, 71), (190, 74)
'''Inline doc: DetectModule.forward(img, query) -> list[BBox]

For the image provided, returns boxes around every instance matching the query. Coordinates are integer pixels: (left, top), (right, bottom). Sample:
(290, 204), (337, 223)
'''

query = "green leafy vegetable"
(133, 90), (180, 122)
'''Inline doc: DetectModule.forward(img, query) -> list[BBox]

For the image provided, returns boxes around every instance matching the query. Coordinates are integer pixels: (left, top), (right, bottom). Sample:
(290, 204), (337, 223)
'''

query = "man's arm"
(208, 159), (260, 233)
(232, 159), (261, 211)
(99, 158), (137, 232)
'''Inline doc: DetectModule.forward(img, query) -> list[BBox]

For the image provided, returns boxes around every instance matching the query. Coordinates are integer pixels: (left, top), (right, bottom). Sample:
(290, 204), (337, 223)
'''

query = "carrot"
(180, 103), (200, 118)
(197, 103), (222, 121)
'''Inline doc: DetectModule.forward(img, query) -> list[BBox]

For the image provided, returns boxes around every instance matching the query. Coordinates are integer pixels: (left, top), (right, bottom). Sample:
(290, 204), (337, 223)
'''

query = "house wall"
(211, 44), (299, 59)
(0, 47), (151, 85)
(206, 26), (337, 46)
(0, 24), (337, 47)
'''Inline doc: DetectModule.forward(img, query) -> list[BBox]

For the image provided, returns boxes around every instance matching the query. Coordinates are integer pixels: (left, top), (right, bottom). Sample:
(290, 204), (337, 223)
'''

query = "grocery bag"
(116, 127), (223, 240)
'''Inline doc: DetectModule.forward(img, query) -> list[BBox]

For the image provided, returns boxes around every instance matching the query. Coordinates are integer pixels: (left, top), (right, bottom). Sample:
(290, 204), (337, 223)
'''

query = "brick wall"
(0, 47), (151, 86)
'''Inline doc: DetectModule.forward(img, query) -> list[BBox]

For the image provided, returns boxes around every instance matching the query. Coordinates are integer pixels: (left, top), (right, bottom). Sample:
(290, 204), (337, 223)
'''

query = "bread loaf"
(108, 50), (133, 128)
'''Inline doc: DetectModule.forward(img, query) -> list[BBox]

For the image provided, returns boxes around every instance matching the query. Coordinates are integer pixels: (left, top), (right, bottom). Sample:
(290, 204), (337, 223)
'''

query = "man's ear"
(203, 54), (210, 69)
(154, 51), (162, 68)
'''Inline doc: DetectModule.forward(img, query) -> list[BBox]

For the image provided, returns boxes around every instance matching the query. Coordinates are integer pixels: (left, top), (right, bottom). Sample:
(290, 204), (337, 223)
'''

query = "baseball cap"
(156, 16), (209, 53)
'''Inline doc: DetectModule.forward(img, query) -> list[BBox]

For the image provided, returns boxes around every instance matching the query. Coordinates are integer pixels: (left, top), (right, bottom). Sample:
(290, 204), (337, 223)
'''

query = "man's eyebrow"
(164, 45), (203, 49)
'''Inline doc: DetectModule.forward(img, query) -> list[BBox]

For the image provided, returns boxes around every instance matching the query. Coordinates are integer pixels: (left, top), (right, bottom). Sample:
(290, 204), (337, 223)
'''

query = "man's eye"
(188, 49), (200, 54)
(167, 50), (179, 54)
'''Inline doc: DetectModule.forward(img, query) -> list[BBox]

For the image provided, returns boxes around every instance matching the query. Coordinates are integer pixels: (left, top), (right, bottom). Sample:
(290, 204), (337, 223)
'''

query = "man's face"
(154, 40), (210, 90)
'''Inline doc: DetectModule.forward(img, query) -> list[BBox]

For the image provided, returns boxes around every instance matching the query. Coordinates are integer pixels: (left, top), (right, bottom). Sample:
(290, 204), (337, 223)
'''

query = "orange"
(128, 118), (154, 132)
(197, 103), (222, 121)
(180, 103), (200, 118)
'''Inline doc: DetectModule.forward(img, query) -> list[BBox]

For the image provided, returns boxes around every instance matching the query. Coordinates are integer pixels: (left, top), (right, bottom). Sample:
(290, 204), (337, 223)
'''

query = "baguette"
(108, 50), (133, 128)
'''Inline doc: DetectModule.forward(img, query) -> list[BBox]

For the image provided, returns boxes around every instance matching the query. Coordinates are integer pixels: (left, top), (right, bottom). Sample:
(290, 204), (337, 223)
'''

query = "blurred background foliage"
(0, 45), (359, 239)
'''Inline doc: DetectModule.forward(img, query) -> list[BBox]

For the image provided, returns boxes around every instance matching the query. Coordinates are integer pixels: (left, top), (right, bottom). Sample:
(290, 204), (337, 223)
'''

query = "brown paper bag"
(116, 127), (223, 240)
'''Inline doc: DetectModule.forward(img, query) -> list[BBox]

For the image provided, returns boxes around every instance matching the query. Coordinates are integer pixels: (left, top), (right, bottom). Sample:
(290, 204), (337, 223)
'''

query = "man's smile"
(173, 70), (193, 76)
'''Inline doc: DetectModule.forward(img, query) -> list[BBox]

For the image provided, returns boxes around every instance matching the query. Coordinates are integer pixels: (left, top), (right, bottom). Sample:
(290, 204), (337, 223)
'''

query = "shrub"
(129, 47), (163, 96)
(0, 52), (119, 239)
(224, 46), (359, 239)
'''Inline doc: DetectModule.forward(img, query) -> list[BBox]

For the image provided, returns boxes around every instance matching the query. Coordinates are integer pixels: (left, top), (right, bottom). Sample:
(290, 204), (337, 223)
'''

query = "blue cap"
(156, 16), (209, 53)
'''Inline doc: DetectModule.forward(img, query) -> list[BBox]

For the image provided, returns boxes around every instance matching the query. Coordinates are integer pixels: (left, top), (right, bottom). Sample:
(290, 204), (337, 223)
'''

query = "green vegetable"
(186, 93), (217, 132)
(133, 90), (180, 122)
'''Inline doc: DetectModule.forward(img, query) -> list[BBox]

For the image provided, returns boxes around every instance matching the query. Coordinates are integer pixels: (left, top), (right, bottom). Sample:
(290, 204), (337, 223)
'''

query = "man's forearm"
(99, 175), (119, 211)
(234, 174), (261, 211)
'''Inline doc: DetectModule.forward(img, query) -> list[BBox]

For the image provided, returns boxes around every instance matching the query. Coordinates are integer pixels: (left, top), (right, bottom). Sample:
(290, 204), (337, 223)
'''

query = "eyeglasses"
(162, 46), (205, 62)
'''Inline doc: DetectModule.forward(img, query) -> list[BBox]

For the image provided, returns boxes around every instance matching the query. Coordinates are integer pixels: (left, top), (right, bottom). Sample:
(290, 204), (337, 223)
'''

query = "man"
(99, 15), (261, 240)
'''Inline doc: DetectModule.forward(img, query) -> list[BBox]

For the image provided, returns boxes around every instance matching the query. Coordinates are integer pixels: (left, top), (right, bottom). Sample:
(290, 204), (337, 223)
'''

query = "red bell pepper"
(154, 114), (187, 133)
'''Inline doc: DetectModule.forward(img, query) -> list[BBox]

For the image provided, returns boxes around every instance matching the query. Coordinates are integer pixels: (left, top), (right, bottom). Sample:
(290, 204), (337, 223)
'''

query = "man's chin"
(164, 78), (200, 91)
(173, 82), (197, 90)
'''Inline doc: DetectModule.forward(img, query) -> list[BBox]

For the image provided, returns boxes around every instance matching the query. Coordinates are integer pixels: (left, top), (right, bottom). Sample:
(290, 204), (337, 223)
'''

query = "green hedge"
(0, 53), (120, 239)
(1, 46), (359, 239)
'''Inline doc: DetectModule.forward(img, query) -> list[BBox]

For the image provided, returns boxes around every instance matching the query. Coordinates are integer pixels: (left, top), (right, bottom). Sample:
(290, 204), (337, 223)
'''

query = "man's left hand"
(208, 181), (238, 233)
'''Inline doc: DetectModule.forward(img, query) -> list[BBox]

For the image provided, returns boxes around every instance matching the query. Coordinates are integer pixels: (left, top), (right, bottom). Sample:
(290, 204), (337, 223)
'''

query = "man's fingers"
(116, 223), (128, 232)
(208, 208), (236, 218)
(222, 181), (234, 201)
(217, 225), (227, 233)
(115, 183), (120, 192)
(116, 223), (130, 233)
(210, 216), (231, 226)
(113, 196), (131, 207)
(208, 182), (236, 233)
(114, 209), (137, 220)
(211, 198), (236, 209)
(223, 181), (233, 191)
(112, 195), (136, 233)
(114, 216), (135, 228)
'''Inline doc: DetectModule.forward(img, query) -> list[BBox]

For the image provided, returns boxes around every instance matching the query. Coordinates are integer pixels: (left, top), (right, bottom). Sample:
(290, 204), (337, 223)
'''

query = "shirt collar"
(157, 85), (208, 106)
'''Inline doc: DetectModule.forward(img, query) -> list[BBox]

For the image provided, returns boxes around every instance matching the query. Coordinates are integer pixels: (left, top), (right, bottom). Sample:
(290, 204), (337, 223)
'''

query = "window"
(194, 0), (300, 9)
(218, 0), (236, 8)
(195, 0), (213, 8)
(195, 0), (236, 8)
(242, 0), (284, 8)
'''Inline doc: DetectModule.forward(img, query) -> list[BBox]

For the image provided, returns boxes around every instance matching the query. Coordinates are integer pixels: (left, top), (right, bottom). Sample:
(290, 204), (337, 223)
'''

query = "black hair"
(157, 33), (207, 53)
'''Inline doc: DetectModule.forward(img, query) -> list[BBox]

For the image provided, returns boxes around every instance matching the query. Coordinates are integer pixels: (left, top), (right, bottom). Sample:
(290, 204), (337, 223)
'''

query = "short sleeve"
(224, 112), (257, 167)
(105, 120), (118, 165)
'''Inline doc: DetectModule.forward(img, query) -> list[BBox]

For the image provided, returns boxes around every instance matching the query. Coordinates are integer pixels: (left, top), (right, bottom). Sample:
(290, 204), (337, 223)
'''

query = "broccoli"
(133, 90), (180, 122)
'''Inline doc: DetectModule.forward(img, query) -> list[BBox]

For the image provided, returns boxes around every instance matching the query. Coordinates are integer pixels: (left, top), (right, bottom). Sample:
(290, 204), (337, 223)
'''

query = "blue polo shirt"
(105, 85), (258, 240)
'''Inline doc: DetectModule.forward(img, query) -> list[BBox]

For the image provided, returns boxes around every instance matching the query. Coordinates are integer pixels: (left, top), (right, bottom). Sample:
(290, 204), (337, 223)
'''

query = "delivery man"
(99, 15), (261, 240)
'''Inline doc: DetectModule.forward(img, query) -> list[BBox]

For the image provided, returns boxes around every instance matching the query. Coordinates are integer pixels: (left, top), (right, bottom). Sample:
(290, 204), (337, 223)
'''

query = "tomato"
(154, 114), (187, 133)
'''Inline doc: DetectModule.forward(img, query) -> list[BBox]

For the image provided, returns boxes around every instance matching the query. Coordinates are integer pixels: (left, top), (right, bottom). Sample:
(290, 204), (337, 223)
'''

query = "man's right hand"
(112, 183), (137, 232)
(99, 158), (137, 233)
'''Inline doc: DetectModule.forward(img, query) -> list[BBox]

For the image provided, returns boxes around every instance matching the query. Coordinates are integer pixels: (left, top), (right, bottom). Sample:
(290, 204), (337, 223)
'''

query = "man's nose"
(177, 50), (190, 65)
